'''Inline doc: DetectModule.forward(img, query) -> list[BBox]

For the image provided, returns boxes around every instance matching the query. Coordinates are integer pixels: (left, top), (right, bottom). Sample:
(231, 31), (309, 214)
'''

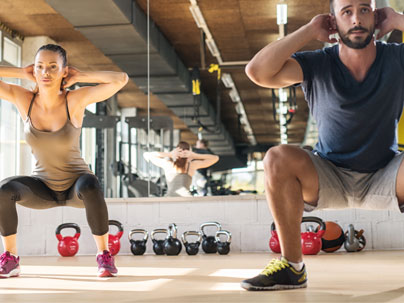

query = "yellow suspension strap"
(398, 32), (404, 151)
(208, 64), (222, 130)
(192, 67), (201, 122)
(208, 63), (221, 81)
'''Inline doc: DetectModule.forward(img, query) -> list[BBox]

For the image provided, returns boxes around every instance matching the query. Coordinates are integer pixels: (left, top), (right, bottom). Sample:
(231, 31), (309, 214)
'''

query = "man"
(192, 139), (213, 195)
(241, 0), (404, 291)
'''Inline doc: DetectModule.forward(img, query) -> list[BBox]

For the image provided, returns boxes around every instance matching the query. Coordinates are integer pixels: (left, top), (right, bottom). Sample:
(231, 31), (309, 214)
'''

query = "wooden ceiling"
(0, 0), (400, 147)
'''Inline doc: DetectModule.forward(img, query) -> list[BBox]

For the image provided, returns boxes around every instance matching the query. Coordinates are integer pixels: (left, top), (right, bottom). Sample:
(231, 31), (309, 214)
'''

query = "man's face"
(333, 0), (376, 49)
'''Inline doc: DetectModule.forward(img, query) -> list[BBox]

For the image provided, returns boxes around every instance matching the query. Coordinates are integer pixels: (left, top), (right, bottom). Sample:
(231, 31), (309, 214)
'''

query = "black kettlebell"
(163, 223), (182, 256)
(200, 221), (222, 253)
(151, 229), (168, 255)
(216, 230), (232, 255)
(129, 229), (148, 255)
(181, 231), (202, 255)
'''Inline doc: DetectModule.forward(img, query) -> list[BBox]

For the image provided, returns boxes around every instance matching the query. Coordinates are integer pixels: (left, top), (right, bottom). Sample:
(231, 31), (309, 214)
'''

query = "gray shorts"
(304, 150), (404, 213)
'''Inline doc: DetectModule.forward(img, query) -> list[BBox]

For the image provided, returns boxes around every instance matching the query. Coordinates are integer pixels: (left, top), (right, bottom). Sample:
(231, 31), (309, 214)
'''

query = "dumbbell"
(151, 228), (168, 255)
(200, 221), (222, 253)
(129, 229), (148, 255)
(182, 231), (202, 255)
(108, 220), (124, 256)
(55, 223), (81, 257)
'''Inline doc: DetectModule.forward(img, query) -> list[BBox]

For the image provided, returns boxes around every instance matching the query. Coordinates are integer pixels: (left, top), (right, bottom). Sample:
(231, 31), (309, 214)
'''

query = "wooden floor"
(1, 251), (404, 302)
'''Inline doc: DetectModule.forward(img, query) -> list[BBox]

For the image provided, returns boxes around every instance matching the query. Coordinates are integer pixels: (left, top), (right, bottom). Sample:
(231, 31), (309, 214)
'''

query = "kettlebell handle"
(200, 221), (222, 235)
(181, 231), (202, 244)
(272, 217), (325, 233)
(55, 223), (81, 239)
(167, 223), (178, 239)
(128, 229), (149, 242)
(215, 230), (232, 244)
(301, 216), (326, 233)
(109, 220), (123, 232)
(151, 229), (168, 240)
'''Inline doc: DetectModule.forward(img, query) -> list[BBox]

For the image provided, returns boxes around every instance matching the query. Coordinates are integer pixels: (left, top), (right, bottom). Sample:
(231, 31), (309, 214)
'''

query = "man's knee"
(75, 174), (102, 199)
(264, 145), (310, 181)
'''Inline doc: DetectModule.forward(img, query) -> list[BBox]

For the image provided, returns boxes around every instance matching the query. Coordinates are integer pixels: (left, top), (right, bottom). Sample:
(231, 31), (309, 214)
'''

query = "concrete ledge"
(2, 194), (402, 256)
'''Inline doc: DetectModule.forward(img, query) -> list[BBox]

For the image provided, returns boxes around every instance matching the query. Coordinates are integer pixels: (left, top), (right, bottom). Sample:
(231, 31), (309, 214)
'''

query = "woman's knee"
(0, 178), (20, 201)
(75, 174), (102, 199)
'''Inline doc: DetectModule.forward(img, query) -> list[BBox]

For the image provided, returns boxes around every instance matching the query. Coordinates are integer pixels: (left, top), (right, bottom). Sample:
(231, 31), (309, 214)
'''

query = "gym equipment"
(301, 216), (325, 255)
(108, 220), (124, 256)
(129, 229), (149, 255)
(151, 228), (168, 255)
(163, 223), (182, 256)
(269, 222), (281, 253)
(56, 223), (81, 257)
(318, 221), (345, 253)
(215, 230), (232, 255)
(344, 224), (366, 252)
(200, 221), (222, 253)
(82, 109), (120, 197)
(181, 231), (202, 255)
(120, 116), (174, 197)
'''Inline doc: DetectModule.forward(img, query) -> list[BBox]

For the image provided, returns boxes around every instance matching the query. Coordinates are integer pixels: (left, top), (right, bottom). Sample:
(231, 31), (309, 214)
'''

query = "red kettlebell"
(108, 220), (124, 256)
(269, 222), (281, 253)
(301, 216), (326, 255)
(56, 223), (81, 257)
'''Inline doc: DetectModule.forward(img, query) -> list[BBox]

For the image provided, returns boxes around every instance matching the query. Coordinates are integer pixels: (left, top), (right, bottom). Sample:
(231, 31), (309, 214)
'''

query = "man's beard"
(337, 25), (375, 49)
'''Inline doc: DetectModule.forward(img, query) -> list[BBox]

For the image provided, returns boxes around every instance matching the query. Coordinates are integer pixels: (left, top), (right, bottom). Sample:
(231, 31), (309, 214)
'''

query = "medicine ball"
(317, 221), (345, 253)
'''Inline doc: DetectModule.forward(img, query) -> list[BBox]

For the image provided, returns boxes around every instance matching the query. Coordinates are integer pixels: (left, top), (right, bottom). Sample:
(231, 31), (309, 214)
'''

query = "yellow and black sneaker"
(240, 257), (307, 291)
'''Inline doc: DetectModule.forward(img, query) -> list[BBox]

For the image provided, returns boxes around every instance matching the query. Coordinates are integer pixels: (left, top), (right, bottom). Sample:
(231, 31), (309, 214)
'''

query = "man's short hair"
(198, 139), (209, 148)
(331, 0), (375, 15)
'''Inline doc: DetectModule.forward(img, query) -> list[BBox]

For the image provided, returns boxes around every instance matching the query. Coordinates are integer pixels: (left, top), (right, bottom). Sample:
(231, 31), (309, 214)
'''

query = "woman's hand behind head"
(23, 64), (36, 82)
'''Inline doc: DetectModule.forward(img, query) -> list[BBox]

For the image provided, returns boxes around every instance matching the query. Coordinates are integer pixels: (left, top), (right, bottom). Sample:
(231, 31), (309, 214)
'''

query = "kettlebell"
(301, 216), (326, 255)
(269, 222), (281, 253)
(129, 229), (148, 255)
(215, 230), (232, 255)
(151, 228), (168, 255)
(200, 221), (222, 253)
(344, 224), (366, 252)
(181, 231), (202, 255)
(56, 223), (81, 257)
(163, 223), (182, 256)
(108, 220), (124, 256)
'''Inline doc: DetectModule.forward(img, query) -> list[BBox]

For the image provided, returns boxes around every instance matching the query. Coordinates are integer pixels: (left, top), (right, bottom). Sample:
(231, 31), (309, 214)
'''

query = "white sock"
(287, 260), (304, 271)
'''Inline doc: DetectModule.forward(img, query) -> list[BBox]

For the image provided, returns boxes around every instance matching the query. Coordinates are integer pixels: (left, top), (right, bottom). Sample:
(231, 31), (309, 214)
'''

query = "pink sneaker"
(0, 251), (20, 278)
(96, 250), (117, 277)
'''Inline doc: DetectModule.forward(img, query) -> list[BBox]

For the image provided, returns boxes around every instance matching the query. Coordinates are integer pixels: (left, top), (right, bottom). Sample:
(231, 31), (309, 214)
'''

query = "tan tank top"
(24, 91), (92, 191)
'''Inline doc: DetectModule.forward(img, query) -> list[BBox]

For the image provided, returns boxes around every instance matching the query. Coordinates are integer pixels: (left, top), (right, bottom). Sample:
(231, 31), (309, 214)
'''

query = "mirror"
(82, 0), (403, 198)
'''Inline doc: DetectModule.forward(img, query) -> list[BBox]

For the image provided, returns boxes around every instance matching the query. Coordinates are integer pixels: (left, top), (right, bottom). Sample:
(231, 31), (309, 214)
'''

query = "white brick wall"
(1, 195), (403, 256)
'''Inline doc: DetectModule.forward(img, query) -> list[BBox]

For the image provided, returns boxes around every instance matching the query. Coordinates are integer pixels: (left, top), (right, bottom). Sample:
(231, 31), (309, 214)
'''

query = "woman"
(0, 44), (128, 278)
(143, 141), (219, 197)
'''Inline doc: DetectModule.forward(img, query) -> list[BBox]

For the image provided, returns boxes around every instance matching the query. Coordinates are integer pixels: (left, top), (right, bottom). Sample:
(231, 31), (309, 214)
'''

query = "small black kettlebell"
(181, 231), (202, 255)
(163, 223), (182, 256)
(151, 228), (168, 255)
(216, 230), (232, 255)
(200, 221), (222, 253)
(129, 229), (148, 255)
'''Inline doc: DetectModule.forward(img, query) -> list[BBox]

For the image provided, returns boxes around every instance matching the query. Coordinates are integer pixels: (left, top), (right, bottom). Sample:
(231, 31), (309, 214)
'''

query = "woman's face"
(34, 50), (67, 87)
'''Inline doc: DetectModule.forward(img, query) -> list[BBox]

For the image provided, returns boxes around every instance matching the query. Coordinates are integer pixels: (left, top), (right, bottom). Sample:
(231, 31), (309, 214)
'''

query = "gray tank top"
(165, 163), (192, 197)
(24, 91), (92, 191)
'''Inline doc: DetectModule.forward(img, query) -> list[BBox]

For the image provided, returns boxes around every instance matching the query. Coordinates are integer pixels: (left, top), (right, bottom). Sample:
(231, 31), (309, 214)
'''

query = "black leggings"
(0, 174), (108, 236)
